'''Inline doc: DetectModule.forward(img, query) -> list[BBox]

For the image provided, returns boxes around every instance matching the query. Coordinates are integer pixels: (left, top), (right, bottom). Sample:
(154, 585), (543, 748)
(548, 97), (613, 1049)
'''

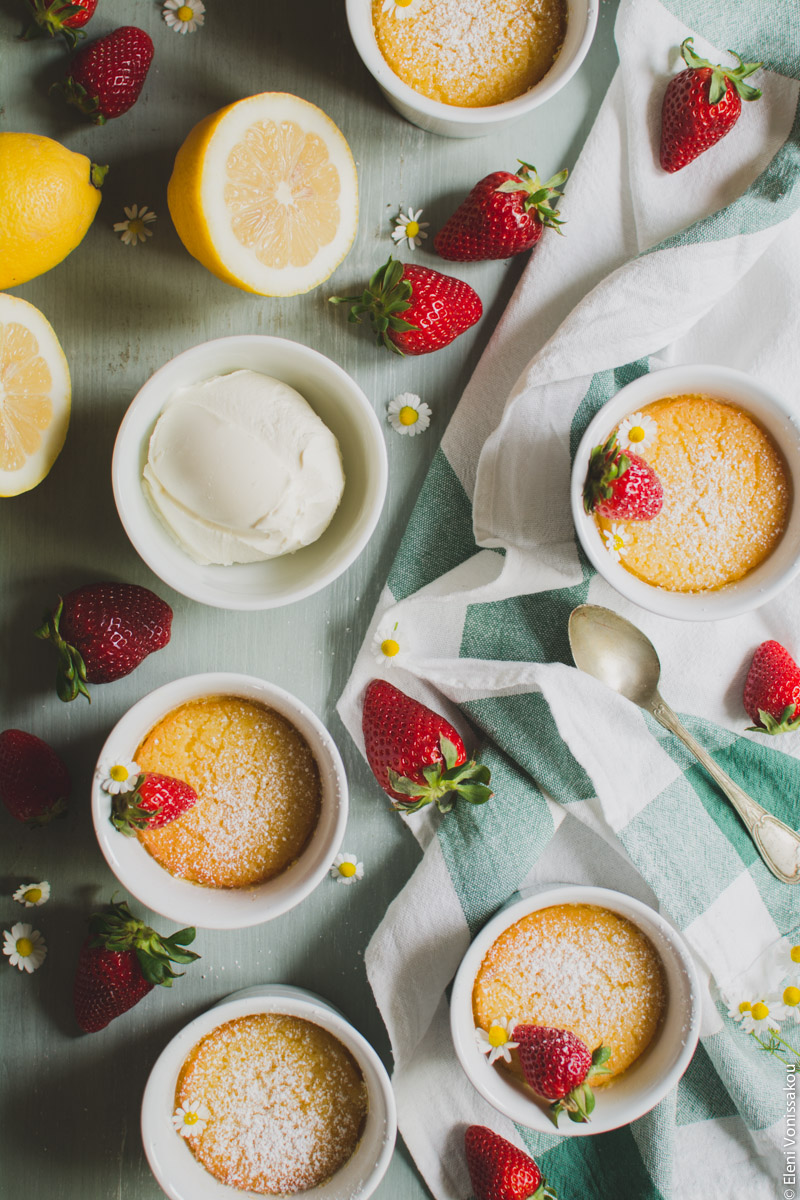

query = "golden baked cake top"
(473, 903), (666, 1082)
(175, 1013), (368, 1195)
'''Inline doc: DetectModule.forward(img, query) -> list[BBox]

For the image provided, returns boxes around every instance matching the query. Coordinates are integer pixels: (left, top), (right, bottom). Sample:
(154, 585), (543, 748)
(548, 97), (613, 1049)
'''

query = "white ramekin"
(450, 885), (701, 1136)
(346, 0), (599, 138)
(570, 364), (800, 621)
(91, 673), (348, 930)
(142, 984), (397, 1200)
(112, 335), (388, 611)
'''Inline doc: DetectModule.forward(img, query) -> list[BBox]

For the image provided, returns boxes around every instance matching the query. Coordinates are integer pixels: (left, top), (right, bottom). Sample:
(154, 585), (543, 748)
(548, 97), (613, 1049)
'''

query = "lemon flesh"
(0, 133), (103, 290)
(0, 294), (71, 496)
(168, 93), (359, 297)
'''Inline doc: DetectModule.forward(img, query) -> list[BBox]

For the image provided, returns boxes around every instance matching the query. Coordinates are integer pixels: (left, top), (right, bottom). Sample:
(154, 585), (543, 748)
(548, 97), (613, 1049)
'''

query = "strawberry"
(744, 640), (800, 735)
(35, 582), (172, 703)
(465, 1126), (557, 1200)
(21, 0), (97, 46)
(434, 163), (567, 262)
(73, 899), (199, 1033)
(514, 1025), (611, 1127)
(0, 729), (70, 826)
(110, 772), (198, 836)
(330, 256), (482, 356)
(51, 25), (154, 124)
(660, 38), (762, 173)
(361, 679), (492, 813)
(582, 432), (663, 521)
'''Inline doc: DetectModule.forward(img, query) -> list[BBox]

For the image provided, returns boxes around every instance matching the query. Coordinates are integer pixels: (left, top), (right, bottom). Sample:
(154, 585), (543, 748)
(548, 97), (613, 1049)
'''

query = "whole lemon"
(0, 133), (107, 289)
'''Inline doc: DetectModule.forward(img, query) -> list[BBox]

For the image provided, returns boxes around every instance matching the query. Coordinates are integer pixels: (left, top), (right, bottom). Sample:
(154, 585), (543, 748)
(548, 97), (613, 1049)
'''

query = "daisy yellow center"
(792, 946), (800, 964)
(399, 406), (419, 426)
(784, 986), (800, 1007)
(613, 533), (625, 552)
(339, 861), (357, 878)
(177, 5), (194, 19)
(405, 221), (420, 237)
(488, 1025), (509, 1048)
(128, 219), (145, 237)
(184, 1111), (199, 1125)
(396, 0), (413, 7)
(15, 938), (33, 957)
(738, 1001), (752, 1014)
(381, 638), (400, 657)
(628, 425), (646, 443)
(110, 765), (130, 782)
(751, 1001), (769, 1021)
(23, 888), (42, 904)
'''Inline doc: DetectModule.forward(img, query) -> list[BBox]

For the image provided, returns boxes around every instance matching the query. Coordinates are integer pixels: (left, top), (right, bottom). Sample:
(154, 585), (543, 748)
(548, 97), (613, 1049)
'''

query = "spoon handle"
(649, 698), (800, 885)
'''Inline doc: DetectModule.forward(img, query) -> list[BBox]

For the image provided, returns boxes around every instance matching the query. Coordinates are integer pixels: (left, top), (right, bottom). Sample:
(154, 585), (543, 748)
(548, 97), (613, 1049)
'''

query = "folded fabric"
(338, 1), (800, 1196)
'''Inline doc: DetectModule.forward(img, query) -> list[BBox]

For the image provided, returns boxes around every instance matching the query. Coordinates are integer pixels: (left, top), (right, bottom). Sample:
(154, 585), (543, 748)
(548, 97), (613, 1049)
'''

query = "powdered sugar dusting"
(176, 1014), (367, 1194)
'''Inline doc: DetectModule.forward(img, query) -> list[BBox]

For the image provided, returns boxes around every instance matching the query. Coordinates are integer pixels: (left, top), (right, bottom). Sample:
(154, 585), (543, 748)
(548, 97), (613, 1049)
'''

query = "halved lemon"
(167, 93), (359, 297)
(0, 294), (71, 497)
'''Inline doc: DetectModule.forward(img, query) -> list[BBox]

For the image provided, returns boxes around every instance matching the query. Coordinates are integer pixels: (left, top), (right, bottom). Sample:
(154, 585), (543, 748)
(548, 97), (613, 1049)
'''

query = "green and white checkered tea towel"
(338, 1), (800, 1196)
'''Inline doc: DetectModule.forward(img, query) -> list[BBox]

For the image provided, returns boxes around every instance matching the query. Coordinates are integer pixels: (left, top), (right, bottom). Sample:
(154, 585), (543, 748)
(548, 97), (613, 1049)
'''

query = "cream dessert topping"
(143, 369), (345, 565)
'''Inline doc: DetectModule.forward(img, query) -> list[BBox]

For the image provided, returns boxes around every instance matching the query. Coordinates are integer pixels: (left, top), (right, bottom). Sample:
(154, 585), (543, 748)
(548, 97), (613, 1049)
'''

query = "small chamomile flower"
(113, 205), (156, 246)
(372, 618), (402, 667)
(602, 523), (631, 562)
(330, 854), (364, 884)
(475, 1016), (519, 1065)
(739, 995), (787, 1034)
(13, 881), (50, 908)
(388, 393), (431, 437)
(392, 206), (429, 250)
(163, 0), (205, 33)
(3, 923), (47, 973)
(780, 985), (800, 1022)
(172, 1099), (210, 1136)
(381, 0), (415, 18)
(617, 412), (657, 453)
(99, 761), (141, 795)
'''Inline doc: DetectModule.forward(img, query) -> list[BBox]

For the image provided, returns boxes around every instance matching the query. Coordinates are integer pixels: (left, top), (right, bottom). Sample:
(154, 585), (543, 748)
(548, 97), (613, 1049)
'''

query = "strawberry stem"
(746, 705), (800, 736)
(495, 162), (568, 233)
(680, 37), (762, 104)
(34, 597), (91, 704)
(386, 735), (492, 814)
(110, 775), (156, 837)
(329, 256), (419, 355)
(87, 900), (199, 986)
(548, 1044), (611, 1127)
(50, 76), (106, 124)
(582, 433), (630, 514)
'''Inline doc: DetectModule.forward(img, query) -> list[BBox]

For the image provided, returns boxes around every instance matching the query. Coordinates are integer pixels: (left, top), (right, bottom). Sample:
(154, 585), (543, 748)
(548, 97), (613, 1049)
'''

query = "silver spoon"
(568, 604), (800, 885)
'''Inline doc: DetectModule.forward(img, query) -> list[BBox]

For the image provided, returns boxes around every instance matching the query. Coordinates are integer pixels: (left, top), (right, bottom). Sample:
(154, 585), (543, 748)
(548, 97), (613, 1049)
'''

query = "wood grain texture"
(0, 0), (619, 1195)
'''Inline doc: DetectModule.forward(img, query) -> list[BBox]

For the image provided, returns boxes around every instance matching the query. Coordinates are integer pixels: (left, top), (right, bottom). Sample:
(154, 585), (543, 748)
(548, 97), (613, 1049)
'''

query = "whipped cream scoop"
(143, 370), (345, 565)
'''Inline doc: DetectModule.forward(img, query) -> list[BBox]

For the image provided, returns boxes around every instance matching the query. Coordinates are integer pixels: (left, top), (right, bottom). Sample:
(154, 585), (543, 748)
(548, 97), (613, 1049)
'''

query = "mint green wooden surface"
(0, 1), (618, 1195)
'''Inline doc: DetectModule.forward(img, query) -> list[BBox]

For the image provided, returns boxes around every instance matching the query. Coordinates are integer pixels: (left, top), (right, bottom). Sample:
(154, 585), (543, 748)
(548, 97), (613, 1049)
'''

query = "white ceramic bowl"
(112, 335), (388, 610)
(570, 364), (800, 621)
(346, 0), (599, 138)
(450, 885), (701, 1135)
(142, 984), (397, 1200)
(91, 672), (348, 930)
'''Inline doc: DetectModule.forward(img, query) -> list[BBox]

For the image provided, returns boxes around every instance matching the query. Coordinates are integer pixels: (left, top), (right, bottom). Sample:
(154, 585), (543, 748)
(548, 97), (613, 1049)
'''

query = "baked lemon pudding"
(594, 395), (791, 592)
(135, 696), (321, 888)
(372, 0), (567, 109)
(473, 904), (666, 1083)
(174, 1013), (368, 1193)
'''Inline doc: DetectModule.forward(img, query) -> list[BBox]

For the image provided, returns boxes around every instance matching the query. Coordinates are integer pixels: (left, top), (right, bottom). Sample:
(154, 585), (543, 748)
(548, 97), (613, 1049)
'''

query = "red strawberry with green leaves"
(110, 772), (198, 836)
(330, 256), (482, 356)
(514, 1025), (611, 1127)
(361, 679), (492, 813)
(51, 25), (153, 124)
(465, 1126), (557, 1200)
(660, 38), (762, 173)
(744, 640), (800, 735)
(21, 0), (97, 46)
(73, 899), (199, 1032)
(0, 729), (70, 826)
(582, 432), (663, 521)
(434, 163), (567, 262)
(35, 582), (172, 703)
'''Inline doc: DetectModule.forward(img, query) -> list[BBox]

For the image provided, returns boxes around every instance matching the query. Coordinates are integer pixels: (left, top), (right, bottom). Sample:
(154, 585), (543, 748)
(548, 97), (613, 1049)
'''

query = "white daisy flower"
(99, 760), (141, 795)
(738, 995), (787, 1034)
(387, 393), (431, 437)
(779, 984), (800, 1023)
(172, 1099), (211, 1136)
(330, 853), (364, 884)
(372, 618), (402, 667)
(617, 412), (657, 453)
(113, 205), (156, 246)
(475, 1016), (520, 1065)
(602, 523), (631, 562)
(392, 206), (429, 250)
(163, 0), (205, 33)
(3, 923), (47, 973)
(381, 0), (416, 18)
(13, 881), (50, 908)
